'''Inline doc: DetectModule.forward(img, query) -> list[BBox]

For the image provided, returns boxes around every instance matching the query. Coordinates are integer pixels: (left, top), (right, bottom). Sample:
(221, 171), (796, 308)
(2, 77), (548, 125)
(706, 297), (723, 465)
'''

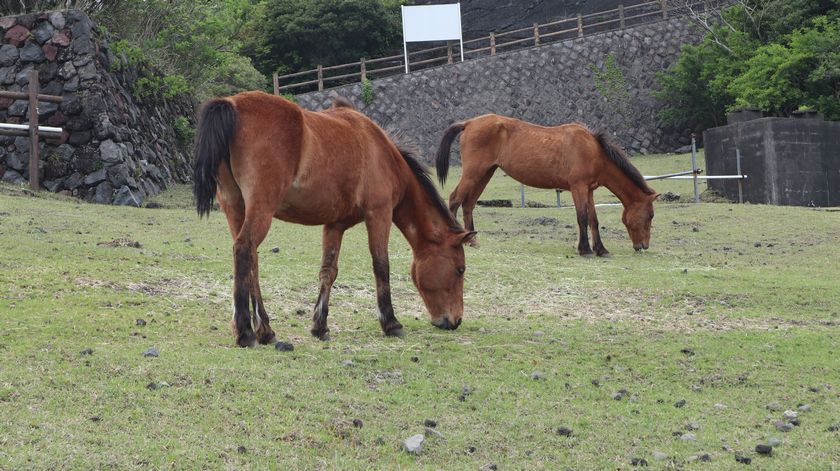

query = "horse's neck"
(393, 181), (450, 252)
(600, 164), (648, 208)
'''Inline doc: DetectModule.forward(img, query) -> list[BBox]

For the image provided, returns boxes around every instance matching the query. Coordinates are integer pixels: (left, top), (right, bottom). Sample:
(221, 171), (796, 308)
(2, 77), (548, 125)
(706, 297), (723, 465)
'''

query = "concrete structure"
(704, 114), (840, 207)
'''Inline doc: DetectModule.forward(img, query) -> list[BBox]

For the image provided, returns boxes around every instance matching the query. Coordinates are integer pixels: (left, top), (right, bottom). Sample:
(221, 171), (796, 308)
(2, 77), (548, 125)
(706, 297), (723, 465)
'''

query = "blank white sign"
(402, 4), (462, 42)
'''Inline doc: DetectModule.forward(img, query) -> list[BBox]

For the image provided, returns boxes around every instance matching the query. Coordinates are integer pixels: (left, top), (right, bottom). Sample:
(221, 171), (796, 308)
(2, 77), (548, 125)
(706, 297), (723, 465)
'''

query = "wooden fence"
(274, 0), (705, 94)
(0, 70), (64, 191)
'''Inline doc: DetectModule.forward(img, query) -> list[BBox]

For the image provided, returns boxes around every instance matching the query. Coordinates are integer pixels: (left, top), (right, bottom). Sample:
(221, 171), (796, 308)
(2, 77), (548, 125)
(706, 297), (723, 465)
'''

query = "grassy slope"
(1, 153), (838, 470)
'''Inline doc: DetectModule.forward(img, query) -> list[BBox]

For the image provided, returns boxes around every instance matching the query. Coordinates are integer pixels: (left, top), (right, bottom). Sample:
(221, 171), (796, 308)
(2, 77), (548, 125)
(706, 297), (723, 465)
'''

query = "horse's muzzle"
(433, 317), (462, 330)
(634, 243), (649, 251)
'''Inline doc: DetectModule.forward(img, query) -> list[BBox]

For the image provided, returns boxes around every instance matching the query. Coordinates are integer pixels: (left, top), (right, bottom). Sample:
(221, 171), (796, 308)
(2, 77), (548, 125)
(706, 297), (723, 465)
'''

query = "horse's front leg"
(365, 213), (404, 337)
(570, 186), (594, 257)
(311, 224), (346, 341)
(587, 191), (610, 257)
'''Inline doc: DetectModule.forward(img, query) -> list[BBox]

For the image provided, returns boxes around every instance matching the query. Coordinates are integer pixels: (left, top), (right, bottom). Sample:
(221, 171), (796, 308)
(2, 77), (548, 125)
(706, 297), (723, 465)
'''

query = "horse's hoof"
(257, 332), (278, 345)
(385, 326), (405, 338)
(236, 332), (258, 348)
(597, 251), (612, 258)
(580, 252), (595, 258)
(311, 328), (330, 341)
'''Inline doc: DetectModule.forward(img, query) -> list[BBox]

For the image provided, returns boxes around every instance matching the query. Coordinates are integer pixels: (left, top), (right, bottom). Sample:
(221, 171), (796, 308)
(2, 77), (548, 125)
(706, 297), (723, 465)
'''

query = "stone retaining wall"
(0, 10), (193, 205)
(295, 16), (702, 163)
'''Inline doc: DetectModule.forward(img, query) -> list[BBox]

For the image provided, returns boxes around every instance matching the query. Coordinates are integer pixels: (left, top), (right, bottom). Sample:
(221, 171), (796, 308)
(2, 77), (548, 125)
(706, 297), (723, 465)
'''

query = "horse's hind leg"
(570, 186), (594, 257)
(365, 211), (404, 337)
(450, 166), (496, 247)
(587, 192), (610, 257)
(311, 224), (347, 341)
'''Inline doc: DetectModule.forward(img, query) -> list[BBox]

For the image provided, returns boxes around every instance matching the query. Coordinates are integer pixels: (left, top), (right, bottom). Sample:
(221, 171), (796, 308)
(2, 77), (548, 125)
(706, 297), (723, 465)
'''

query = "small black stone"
(556, 426), (573, 437)
(790, 418), (801, 426)
(467, 446), (476, 453)
(352, 419), (363, 429)
(237, 446), (247, 454)
(146, 382), (158, 390)
(675, 399), (686, 408)
(735, 455), (751, 465)
(275, 341), (294, 352)
(680, 348), (694, 356)
(424, 419), (437, 428)
(488, 465), (497, 470)
(270, 247), (280, 253)
(755, 444), (772, 455)
(80, 348), (93, 355)
(692, 227), (700, 232)
(136, 319), (146, 326)
(411, 356), (419, 363)
(698, 454), (711, 462)
(630, 457), (648, 466)
(591, 379), (600, 387)
(89, 416), (101, 422)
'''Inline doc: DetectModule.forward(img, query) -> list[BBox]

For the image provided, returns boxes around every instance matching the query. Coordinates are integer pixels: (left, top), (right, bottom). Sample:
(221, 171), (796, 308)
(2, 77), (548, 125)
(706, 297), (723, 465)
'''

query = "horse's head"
(410, 230), (476, 330)
(622, 193), (660, 251)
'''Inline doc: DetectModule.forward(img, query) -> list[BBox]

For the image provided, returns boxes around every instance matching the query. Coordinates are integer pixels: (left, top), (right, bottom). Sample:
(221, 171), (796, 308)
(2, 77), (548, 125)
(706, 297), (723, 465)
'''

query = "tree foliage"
(243, 0), (404, 75)
(657, 0), (840, 130)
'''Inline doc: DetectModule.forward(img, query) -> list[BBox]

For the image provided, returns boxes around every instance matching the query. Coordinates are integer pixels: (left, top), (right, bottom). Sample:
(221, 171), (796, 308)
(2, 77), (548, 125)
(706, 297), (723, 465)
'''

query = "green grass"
(1, 152), (839, 470)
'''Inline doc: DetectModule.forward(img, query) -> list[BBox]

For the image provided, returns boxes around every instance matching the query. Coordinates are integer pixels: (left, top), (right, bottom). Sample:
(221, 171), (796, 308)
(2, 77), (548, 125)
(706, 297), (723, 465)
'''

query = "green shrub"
(173, 116), (194, 142)
(361, 78), (374, 107)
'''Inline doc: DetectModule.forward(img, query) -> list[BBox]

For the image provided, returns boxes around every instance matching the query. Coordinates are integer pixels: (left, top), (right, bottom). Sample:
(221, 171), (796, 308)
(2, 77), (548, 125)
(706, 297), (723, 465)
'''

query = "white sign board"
(401, 3), (463, 72)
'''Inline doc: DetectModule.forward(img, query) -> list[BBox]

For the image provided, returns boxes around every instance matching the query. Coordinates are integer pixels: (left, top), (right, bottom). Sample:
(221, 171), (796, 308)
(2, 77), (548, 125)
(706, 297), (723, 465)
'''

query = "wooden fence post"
(490, 33), (496, 55)
(661, 0), (668, 19)
(619, 4), (625, 29)
(447, 43), (454, 64)
(317, 65), (324, 91)
(577, 14), (583, 37)
(534, 23), (540, 46)
(360, 58), (367, 81)
(273, 72), (279, 95)
(27, 70), (39, 191)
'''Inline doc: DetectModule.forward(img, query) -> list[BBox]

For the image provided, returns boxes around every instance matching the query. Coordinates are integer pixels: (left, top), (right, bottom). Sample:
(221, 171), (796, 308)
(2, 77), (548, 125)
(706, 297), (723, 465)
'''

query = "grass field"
(1, 152), (839, 470)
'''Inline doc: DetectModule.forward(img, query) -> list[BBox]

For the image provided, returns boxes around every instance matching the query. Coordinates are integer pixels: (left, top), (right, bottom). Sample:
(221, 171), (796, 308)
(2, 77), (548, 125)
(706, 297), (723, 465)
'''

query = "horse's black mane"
(392, 138), (464, 233)
(593, 130), (656, 195)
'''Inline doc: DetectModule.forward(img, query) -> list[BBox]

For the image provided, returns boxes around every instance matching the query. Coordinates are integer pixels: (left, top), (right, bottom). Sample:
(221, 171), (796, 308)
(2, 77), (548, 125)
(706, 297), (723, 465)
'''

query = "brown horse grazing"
(194, 91), (475, 347)
(436, 114), (660, 256)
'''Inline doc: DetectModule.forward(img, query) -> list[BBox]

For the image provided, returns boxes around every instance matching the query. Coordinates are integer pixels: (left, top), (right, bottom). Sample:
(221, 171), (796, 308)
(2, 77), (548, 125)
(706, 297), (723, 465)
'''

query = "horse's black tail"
(435, 121), (467, 186)
(193, 98), (237, 218)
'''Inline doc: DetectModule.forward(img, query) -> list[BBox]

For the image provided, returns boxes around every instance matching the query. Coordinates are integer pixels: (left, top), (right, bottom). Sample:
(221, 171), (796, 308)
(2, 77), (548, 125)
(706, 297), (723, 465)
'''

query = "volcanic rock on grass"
(652, 451), (668, 461)
(556, 426), (573, 437)
(142, 347), (159, 357)
(630, 457), (648, 466)
(275, 341), (294, 352)
(403, 434), (424, 454)
(735, 455), (751, 464)
(424, 419), (437, 428)
(755, 444), (772, 456)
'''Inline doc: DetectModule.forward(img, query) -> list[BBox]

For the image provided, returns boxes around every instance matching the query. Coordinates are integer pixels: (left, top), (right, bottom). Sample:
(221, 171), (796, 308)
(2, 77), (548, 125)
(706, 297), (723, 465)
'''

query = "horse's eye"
(456, 267), (466, 276)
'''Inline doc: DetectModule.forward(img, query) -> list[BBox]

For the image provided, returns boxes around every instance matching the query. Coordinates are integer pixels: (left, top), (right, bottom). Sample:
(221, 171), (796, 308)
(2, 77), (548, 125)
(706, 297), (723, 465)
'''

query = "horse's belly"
(274, 186), (361, 226)
(503, 165), (570, 190)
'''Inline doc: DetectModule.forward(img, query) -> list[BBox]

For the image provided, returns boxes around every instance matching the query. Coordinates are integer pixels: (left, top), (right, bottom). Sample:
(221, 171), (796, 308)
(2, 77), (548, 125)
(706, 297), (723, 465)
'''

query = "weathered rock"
(403, 434), (424, 454)
(84, 168), (107, 186)
(19, 41), (45, 63)
(33, 21), (55, 44)
(49, 11), (66, 30)
(113, 185), (141, 207)
(62, 172), (84, 189)
(1, 169), (25, 184)
(0, 44), (19, 66)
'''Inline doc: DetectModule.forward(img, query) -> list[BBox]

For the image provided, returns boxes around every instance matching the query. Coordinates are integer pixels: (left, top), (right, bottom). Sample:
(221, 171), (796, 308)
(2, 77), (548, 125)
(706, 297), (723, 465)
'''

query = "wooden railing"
(0, 70), (64, 191)
(274, 0), (704, 94)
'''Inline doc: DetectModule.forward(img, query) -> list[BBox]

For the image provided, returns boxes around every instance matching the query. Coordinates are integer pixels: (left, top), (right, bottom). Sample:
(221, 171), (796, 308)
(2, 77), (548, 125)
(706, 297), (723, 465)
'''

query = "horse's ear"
(651, 192), (661, 201)
(458, 231), (478, 246)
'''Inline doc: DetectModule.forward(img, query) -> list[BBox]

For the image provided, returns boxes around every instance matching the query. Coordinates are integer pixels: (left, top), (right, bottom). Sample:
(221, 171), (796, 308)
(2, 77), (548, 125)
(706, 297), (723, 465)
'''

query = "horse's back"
(460, 115), (601, 190)
(223, 92), (402, 226)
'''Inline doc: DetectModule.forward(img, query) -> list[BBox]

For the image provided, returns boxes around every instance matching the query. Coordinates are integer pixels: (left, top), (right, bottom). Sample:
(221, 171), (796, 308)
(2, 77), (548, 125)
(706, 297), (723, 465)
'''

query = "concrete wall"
(704, 117), (840, 207)
(294, 16), (702, 163)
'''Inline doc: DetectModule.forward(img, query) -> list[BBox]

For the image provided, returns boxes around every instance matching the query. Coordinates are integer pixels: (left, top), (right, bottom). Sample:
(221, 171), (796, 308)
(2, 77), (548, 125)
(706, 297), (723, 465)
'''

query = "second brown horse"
(436, 114), (659, 256)
(194, 92), (475, 347)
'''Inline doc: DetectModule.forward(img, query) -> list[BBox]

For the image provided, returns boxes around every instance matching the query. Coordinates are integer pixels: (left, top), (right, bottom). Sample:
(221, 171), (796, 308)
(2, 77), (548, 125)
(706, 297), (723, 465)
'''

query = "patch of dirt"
(97, 238), (142, 248)
(367, 370), (404, 390)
